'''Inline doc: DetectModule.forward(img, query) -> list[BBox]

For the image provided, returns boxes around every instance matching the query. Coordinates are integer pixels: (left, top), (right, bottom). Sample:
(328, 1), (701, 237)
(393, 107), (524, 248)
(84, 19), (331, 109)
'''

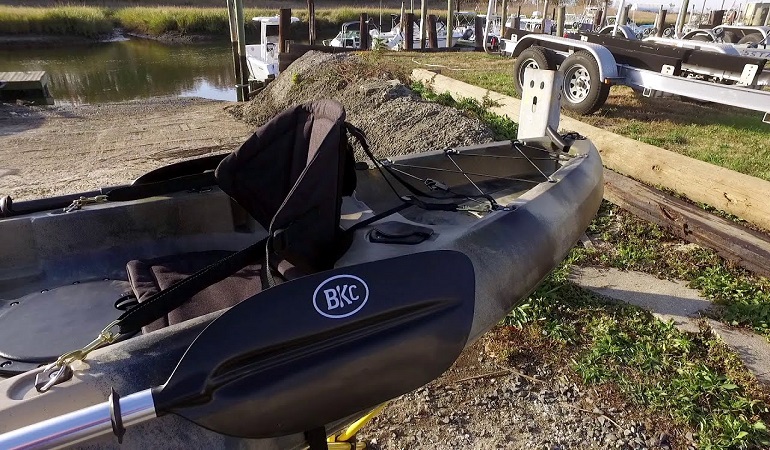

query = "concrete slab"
(569, 266), (770, 385)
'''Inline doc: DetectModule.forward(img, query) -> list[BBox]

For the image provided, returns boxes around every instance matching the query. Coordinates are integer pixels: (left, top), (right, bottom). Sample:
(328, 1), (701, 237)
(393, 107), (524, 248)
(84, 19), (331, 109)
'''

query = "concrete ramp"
(570, 266), (770, 385)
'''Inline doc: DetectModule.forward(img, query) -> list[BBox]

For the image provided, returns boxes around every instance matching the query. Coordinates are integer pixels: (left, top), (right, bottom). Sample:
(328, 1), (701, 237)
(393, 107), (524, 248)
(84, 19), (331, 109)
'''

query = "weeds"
(411, 81), (518, 139)
(509, 257), (770, 449)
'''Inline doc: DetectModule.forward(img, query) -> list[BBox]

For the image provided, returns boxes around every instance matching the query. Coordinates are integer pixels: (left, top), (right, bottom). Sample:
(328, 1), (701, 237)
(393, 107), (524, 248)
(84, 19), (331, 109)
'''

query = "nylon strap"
(116, 236), (268, 334)
(107, 172), (217, 202)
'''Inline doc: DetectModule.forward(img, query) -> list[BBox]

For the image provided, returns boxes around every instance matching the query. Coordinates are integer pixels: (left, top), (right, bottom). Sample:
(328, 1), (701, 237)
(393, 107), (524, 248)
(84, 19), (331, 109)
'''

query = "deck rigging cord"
(347, 122), (577, 216)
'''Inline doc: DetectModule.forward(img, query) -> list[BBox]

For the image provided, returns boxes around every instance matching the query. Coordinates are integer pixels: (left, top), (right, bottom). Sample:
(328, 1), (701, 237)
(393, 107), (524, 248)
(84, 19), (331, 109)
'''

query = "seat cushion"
(126, 251), (262, 334)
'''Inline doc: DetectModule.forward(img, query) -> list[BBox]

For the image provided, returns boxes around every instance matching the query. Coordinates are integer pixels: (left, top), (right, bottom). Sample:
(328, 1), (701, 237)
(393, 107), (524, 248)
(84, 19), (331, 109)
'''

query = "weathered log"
(603, 169), (770, 278)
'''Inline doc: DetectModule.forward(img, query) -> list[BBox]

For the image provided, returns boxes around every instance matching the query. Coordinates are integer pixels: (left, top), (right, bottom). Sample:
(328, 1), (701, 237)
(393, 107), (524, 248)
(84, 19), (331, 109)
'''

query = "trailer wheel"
(513, 47), (555, 97)
(559, 51), (610, 115)
(722, 31), (739, 43)
(738, 33), (763, 45)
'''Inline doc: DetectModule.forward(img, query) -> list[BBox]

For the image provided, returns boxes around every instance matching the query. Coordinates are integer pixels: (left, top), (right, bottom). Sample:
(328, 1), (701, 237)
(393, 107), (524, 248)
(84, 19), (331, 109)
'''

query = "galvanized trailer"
(500, 30), (770, 120)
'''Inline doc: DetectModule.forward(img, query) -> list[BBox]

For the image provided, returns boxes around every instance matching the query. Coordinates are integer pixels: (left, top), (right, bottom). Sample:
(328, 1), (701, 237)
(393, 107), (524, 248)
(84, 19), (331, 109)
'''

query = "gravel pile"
(229, 51), (496, 161)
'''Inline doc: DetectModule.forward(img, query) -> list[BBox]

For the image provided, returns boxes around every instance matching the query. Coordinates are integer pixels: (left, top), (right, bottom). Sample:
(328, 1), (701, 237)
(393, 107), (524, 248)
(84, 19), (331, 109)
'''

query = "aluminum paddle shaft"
(0, 389), (156, 450)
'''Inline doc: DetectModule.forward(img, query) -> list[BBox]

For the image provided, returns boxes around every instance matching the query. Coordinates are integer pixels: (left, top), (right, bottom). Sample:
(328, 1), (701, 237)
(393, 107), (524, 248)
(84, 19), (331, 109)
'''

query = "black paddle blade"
(153, 250), (475, 438)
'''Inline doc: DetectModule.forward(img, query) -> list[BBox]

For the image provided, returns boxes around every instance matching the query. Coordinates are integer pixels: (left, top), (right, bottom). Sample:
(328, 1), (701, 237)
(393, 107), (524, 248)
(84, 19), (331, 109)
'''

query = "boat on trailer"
(0, 99), (603, 449)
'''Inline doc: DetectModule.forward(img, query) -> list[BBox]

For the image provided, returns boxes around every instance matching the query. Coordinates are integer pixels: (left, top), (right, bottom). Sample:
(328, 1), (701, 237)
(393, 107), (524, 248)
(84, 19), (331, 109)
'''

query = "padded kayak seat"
(125, 99), (357, 334)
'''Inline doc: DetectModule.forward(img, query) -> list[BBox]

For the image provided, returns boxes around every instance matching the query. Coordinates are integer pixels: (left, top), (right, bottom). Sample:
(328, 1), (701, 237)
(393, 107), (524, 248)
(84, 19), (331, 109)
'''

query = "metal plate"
(0, 280), (131, 376)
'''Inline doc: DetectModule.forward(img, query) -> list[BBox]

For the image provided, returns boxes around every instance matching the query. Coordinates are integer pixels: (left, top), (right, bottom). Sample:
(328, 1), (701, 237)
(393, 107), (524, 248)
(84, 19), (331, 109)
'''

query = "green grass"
(112, 7), (233, 35)
(506, 254), (770, 449)
(576, 201), (770, 340)
(615, 115), (770, 182)
(0, 5), (113, 37)
(411, 80), (519, 139)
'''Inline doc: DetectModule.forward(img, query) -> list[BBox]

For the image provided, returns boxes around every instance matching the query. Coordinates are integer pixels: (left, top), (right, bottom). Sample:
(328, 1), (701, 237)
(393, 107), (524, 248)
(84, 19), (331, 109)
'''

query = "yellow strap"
(332, 403), (388, 443)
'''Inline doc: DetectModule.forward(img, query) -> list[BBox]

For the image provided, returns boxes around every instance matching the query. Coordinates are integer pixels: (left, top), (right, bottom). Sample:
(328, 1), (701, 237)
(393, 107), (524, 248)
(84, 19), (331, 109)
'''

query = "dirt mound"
(229, 51), (495, 161)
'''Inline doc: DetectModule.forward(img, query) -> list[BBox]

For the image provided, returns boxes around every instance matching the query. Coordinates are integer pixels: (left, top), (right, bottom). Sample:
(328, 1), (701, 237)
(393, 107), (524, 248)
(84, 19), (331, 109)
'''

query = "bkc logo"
(312, 274), (369, 319)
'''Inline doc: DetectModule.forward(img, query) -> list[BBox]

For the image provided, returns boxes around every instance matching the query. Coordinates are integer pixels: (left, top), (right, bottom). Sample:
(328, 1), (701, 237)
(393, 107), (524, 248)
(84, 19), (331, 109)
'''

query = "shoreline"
(0, 29), (224, 49)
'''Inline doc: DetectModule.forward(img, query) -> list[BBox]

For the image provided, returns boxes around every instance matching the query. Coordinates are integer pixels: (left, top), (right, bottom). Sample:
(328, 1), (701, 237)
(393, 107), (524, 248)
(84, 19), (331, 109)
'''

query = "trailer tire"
(738, 33), (763, 45)
(722, 31), (739, 43)
(513, 46), (555, 97)
(559, 51), (610, 115)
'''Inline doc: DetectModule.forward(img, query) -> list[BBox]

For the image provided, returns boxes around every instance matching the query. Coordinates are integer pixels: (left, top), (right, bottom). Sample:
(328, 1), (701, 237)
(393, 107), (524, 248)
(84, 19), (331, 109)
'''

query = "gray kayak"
(0, 99), (603, 449)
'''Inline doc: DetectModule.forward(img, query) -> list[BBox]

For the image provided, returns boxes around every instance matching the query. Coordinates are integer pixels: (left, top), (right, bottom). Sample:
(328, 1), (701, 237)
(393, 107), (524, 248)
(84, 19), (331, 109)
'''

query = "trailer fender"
(682, 29), (718, 42)
(509, 34), (619, 82)
(597, 25), (638, 40)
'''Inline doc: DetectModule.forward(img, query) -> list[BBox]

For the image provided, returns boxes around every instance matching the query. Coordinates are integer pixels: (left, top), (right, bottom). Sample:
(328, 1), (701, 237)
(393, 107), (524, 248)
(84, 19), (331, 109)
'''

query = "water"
(0, 38), (238, 104)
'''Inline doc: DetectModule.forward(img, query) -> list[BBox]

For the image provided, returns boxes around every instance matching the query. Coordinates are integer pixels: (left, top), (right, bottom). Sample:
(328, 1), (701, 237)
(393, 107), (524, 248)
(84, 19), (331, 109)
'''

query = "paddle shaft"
(0, 389), (156, 450)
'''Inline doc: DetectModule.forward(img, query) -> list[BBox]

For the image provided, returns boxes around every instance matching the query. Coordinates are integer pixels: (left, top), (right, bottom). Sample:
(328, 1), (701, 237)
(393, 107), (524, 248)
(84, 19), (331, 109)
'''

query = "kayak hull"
(0, 136), (603, 448)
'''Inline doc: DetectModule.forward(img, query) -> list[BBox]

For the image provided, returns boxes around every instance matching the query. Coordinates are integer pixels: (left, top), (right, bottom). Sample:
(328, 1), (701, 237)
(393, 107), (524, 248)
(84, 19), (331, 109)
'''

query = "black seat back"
(215, 99), (357, 272)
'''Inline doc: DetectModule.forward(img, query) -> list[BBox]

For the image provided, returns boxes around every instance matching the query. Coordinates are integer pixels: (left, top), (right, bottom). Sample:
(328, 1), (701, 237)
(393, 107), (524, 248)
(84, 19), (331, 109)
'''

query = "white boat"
(375, 20), (461, 49)
(244, 15), (300, 83)
(324, 20), (382, 49)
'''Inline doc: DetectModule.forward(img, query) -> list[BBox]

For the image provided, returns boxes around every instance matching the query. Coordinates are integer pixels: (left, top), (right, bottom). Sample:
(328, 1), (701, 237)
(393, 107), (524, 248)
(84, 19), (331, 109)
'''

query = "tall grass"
(0, 6), (113, 37)
(1, 5), (462, 38)
(113, 7), (234, 35)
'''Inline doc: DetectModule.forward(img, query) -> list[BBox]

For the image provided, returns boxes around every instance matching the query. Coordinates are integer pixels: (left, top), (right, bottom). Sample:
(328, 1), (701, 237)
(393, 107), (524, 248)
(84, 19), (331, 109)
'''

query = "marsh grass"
(1, 5), (459, 37)
(0, 5), (113, 37)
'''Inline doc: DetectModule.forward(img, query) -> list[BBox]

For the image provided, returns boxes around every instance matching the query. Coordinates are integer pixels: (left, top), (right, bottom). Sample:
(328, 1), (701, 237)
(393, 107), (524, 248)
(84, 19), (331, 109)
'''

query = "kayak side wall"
(455, 139), (604, 343)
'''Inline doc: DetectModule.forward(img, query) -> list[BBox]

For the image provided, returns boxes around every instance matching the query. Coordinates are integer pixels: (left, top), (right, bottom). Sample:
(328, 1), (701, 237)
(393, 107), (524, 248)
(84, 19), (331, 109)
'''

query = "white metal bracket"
(740, 64), (759, 85)
(517, 68), (564, 139)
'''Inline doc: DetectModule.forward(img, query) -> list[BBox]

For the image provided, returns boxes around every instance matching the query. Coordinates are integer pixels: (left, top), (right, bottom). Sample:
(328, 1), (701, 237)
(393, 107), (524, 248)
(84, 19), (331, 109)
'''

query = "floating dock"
(0, 71), (54, 105)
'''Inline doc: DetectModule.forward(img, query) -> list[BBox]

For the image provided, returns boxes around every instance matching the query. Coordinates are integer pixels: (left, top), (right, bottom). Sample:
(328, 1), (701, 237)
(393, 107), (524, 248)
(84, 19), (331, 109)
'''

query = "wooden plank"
(411, 68), (770, 233)
(0, 72), (47, 91)
(603, 169), (770, 278)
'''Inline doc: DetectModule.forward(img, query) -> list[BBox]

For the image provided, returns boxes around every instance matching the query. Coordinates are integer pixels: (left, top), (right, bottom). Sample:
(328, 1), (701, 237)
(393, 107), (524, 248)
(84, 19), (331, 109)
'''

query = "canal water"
(0, 38), (238, 104)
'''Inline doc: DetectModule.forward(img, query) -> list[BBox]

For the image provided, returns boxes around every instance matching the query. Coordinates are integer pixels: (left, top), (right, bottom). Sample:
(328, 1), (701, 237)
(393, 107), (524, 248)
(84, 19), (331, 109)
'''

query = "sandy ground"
(0, 97), (251, 201)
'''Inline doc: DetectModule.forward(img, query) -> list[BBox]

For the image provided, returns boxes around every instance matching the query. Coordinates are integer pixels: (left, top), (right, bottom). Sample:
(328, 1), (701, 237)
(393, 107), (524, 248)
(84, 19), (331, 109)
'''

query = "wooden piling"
(279, 8), (291, 54)
(511, 17), (520, 35)
(654, 7), (667, 37)
(501, 0), (509, 40)
(512, 6), (522, 31)
(618, 4), (631, 26)
(474, 15), (484, 50)
(307, 0), (316, 45)
(405, 13), (415, 50)
(556, 6), (565, 37)
(446, 0), (454, 48)
(594, 8), (604, 30)
(359, 13), (369, 50)
(708, 9), (725, 26)
(427, 15), (439, 48)
(225, 0), (243, 102)
(234, 0), (248, 101)
(420, 0), (428, 49)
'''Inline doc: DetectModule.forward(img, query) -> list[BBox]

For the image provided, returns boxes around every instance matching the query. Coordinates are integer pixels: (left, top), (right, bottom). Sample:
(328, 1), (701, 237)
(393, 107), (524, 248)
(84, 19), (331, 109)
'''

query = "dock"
(0, 71), (54, 105)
